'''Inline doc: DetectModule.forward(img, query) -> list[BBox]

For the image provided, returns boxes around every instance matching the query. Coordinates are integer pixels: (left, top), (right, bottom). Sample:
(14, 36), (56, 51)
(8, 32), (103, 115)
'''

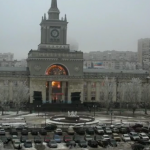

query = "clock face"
(51, 29), (59, 38)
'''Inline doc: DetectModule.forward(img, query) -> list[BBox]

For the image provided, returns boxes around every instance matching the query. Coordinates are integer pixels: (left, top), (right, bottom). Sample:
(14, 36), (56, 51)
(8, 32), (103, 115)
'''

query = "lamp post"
(45, 112), (46, 127)
(37, 105), (41, 116)
(110, 110), (113, 124)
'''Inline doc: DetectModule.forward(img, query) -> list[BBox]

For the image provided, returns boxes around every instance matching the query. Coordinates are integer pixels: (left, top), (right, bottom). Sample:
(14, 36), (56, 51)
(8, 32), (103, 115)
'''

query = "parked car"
(73, 135), (83, 143)
(66, 140), (76, 147)
(88, 140), (98, 148)
(13, 139), (22, 149)
(78, 140), (87, 148)
(39, 129), (47, 135)
(31, 129), (38, 135)
(24, 140), (32, 148)
(105, 128), (112, 134)
(44, 136), (51, 143)
(130, 132), (140, 141)
(21, 129), (28, 135)
(120, 127), (128, 134)
(112, 128), (119, 133)
(48, 140), (58, 148)
(86, 127), (94, 135)
(16, 125), (28, 131)
(12, 135), (19, 143)
(0, 136), (9, 144)
(94, 126), (104, 135)
(109, 139), (117, 147)
(94, 135), (102, 141)
(34, 136), (42, 144)
(20, 136), (28, 143)
(63, 135), (72, 142)
(122, 134), (131, 142)
(142, 127), (149, 133)
(84, 134), (93, 141)
(2, 124), (11, 130)
(10, 129), (18, 135)
(75, 127), (85, 135)
(55, 128), (62, 135)
(131, 143), (144, 150)
(44, 124), (57, 132)
(98, 139), (109, 148)
(53, 134), (61, 143)
(0, 129), (5, 135)
(137, 139), (150, 145)
(112, 133), (121, 141)
(67, 126), (75, 135)
(139, 133), (149, 140)
(102, 134), (110, 141)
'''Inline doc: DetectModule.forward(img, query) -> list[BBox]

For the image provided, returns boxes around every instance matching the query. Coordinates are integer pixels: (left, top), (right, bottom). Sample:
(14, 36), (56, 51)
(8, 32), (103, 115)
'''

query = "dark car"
(16, 125), (28, 131)
(24, 140), (32, 148)
(10, 129), (18, 135)
(78, 140), (87, 148)
(75, 128), (85, 135)
(94, 135), (102, 141)
(34, 136), (42, 144)
(120, 128), (128, 134)
(142, 127), (149, 133)
(64, 135), (72, 143)
(0, 136), (9, 144)
(44, 136), (51, 143)
(131, 143), (144, 150)
(21, 129), (28, 135)
(44, 124), (57, 132)
(66, 140), (76, 147)
(20, 136), (28, 143)
(73, 135), (83, 143)
(86, 128), (94, 135)
(98, 139), (109, 148)
(39, 129), (47, 135)
(88, 140), (98, 148)
(31, 129), (38, 135)
(109, 139), (117, 147)
(48, 140), (58, 148)
(137, 139), (150, 145)
(132, 124), (143, 129)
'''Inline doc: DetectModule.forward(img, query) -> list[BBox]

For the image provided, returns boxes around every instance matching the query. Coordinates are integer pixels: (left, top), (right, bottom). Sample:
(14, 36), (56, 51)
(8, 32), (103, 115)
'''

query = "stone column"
(96, 82), (100, 101)
(41, 83), (46, 103)
(67, 82), (71, 104)
(49, 81), (52, 103)
(62, 82), (66, 102)
(9, 81), (13, 101)
(47, 27), (49, 43)
(87, 82), (91, 101)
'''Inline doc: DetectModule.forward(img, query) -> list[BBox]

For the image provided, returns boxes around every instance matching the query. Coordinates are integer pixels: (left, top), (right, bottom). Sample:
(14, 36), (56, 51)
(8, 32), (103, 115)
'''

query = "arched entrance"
(45, 64), (68, 103)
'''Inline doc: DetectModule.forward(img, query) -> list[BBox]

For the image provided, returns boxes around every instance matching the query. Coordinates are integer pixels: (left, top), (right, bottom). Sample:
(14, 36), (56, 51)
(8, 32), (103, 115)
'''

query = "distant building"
(138, 38), (150, 70)
(0, 53), (14, 61)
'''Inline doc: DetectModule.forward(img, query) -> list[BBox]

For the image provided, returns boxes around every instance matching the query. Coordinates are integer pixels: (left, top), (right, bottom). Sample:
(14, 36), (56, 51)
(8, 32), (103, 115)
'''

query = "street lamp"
(37, 105), (41, 116)
(110, 110), (113, 124)
(45, 112), (46, 127)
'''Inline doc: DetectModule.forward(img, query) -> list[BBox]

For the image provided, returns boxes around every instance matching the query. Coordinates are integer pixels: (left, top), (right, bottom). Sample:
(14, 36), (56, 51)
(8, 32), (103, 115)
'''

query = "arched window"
(46, 65), (68, 75)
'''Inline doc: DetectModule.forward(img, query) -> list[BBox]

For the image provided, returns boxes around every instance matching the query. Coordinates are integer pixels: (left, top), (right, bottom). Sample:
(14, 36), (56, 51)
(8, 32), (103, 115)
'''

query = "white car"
(139, 133), (149, 140)
(102, 134), (110, 141)
(2, 124), (11, 129)
(12, 135), (19, 143)
(13, 139), (22, 149)
(94, 126), (104, 134)
(122, 134), (131, 141)
(55, 128), (62, 135)
(0, 129), (5, 135)
(67, 126), (75, 135)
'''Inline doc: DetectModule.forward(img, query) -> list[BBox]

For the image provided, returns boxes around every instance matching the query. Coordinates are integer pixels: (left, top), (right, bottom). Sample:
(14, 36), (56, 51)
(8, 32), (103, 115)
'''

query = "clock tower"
(39, 0), (68, 50)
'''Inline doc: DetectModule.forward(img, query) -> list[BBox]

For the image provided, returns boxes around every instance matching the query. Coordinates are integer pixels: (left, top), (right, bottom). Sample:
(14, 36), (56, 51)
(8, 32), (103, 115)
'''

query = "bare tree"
(103, 77), (116, 112)
(141, 83), (150, 114)
(125, 78), (141, 115)
(0, 85), (9, 115)
(12, 81), (29, 114)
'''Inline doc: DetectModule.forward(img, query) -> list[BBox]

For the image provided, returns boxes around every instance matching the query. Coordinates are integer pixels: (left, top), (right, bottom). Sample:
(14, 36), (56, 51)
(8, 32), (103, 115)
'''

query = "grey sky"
(0, 0), (150, 59)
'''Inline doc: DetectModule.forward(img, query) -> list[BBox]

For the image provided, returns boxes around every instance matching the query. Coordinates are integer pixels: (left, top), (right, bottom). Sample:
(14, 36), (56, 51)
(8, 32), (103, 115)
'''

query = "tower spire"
(48, 0), (60, 20)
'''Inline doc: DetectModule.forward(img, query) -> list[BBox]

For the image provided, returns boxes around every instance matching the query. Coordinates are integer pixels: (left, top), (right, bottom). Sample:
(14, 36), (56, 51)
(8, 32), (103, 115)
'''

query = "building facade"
(0, 0), (149, 106)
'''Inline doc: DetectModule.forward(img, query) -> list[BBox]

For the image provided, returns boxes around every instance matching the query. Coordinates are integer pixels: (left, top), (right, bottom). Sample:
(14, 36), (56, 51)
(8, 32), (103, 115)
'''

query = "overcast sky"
(0, 0), (150, 60)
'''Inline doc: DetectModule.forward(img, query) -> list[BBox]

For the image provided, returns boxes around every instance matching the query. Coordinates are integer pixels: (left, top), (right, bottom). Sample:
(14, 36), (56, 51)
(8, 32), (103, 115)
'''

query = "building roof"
(83, 68), (149, 74)
(0, 67), (27, 72)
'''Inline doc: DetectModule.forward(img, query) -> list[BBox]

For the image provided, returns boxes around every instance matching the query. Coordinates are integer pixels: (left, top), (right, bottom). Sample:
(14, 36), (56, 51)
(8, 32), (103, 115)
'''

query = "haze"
(0, 0), (150, 59)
